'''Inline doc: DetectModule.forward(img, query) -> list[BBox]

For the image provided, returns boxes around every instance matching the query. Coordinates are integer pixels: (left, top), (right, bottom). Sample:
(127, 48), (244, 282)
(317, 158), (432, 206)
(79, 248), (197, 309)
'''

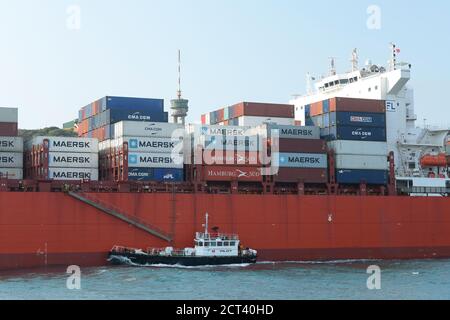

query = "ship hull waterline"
(1, 192), (450, 270)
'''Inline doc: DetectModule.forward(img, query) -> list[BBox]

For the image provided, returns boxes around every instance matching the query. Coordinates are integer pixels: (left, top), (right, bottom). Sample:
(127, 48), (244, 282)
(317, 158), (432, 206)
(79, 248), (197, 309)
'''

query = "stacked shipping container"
(25, 137), (99, 181)
(188, 125), (263, 182)
(78, 96), (168, 141)
(99, 121), (184, 182)
(305, 98), (389, 185)
(0, 108), (23, 179)
(261, 125), (328, 184)
(202, 102), (296, 127)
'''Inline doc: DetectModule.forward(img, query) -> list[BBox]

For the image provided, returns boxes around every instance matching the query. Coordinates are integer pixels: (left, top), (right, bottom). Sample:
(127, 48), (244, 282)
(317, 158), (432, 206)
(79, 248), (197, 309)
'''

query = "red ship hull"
(1, 192), (450, 270)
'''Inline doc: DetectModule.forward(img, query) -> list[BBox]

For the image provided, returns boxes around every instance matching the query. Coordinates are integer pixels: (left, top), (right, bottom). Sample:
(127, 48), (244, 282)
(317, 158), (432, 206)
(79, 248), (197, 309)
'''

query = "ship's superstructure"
(290, 44), (450, 194)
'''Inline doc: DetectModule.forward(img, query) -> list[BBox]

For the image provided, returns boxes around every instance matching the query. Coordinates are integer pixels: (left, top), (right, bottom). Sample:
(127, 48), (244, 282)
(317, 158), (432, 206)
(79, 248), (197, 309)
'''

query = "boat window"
(204, 242), (210, 247)
(210, 241), (217, 247)
(230, 241), (236, 246)
(223, 241), (229, 246)
(217, 242), (223, 247)
(197, 241), (203, 247)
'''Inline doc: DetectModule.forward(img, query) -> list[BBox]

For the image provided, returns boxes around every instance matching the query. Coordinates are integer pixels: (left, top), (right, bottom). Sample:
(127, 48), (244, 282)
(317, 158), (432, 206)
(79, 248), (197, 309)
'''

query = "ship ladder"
(67, 191), (172, 243)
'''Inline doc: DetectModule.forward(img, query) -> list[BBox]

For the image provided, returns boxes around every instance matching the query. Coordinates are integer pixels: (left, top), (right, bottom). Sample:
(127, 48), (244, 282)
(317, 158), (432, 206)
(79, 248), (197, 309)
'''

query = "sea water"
(0, 260), (449, 300)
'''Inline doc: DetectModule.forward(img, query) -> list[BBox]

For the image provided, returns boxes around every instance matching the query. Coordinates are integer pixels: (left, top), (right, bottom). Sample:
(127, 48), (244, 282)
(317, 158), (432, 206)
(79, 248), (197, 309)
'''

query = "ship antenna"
(329, 57), (337, 76)
(389, 42), (397, 71)
(351, 48), (359, 72)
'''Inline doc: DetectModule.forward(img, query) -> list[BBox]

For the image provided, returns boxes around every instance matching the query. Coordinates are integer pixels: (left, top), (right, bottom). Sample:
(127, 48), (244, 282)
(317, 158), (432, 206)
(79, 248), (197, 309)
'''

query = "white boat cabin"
(194, 232), (240, 257)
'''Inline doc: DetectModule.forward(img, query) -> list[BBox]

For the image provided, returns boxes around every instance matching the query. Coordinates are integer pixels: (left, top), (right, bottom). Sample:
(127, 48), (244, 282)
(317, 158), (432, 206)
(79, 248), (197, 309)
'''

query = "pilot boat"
(108, 213), (258, 266)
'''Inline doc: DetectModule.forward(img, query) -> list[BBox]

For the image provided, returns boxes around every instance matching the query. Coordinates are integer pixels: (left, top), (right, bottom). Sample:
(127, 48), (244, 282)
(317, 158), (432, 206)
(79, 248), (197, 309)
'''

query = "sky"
(0, 0), (449, 129)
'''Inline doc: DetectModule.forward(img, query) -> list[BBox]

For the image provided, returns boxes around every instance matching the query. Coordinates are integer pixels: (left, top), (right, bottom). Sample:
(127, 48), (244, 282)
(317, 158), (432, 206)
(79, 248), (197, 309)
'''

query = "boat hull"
(1, 192), (450, 270)
(108, 253), (257, 266)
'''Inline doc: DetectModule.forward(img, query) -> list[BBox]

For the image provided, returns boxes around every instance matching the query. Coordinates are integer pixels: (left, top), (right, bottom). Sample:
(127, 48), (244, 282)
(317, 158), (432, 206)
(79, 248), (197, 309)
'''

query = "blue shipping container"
(305, 105), (311, 118)
(310, 115), (323, 128)
(330, 126), (386, 142)
(109, 108), (167, 124)
(323, 100), (330, 113)
(105, 96), (164, 112)
(332, 111), (386, 128)
(127, 168), (184, 182)
(323, 113), (330, 127)
(305, 117), (314, 127)
(224, 107), (230, 121)
(153, 168), (184, 182)
(336, 169), (388, 185)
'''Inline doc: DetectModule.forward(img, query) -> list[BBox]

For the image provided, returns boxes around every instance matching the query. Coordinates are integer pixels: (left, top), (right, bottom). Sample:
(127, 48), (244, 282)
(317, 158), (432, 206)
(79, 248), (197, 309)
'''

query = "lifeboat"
(420, 153), (447, 167)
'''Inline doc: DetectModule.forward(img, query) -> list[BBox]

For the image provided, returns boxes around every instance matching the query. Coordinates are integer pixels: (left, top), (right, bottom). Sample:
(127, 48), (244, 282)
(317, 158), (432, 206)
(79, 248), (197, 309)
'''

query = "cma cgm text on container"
(127, 168), (184, 182)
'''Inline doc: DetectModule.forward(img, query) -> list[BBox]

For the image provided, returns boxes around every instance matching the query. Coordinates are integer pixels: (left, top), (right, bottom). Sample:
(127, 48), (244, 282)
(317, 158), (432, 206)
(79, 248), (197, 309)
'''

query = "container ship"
(1, 45), (450, 271)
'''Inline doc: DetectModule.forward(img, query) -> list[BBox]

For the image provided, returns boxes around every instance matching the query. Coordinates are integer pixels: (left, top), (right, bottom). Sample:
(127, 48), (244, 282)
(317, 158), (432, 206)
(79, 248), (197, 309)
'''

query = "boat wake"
(257, 259), (381, 265)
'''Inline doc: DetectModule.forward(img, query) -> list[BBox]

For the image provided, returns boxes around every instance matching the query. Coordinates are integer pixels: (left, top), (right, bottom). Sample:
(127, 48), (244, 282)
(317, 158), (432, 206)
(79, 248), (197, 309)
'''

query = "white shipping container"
(0, 137), (24, 152)
(48, 152), (98, 168)
(200, 135), (260, 152)
(113, 137), (184, 154)
(262, 125), (321, 140)
(0, 108), (18, 123)
(0, 168), (23, 179)
(48, 168), (99, 181)
(272, 152), (328, 169)
(114, 121), (184, 139)
(187, 124), (253, 137)
(32, 137), (99, 153)
(128, 152), (184, 169)
(328, 141), (388, 156)
(0, 152), (23, 168)
(238, 116), (295, 127)
(335, 154), (388, 170)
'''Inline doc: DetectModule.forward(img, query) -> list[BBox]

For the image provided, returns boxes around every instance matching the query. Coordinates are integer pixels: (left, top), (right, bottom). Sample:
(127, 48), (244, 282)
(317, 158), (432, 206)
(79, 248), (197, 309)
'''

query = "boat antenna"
(205, 213), (209, 235)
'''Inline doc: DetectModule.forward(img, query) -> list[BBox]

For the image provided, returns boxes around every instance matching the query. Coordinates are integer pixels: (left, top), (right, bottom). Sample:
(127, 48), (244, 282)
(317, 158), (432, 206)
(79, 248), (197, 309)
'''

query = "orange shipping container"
(310, 102), (323, 117)
(330, 97), (386, 113)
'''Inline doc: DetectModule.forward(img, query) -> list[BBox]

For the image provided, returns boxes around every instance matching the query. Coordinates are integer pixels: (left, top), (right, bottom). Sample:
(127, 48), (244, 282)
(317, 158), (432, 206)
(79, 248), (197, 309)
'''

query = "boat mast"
(205, 213), (209, 236)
